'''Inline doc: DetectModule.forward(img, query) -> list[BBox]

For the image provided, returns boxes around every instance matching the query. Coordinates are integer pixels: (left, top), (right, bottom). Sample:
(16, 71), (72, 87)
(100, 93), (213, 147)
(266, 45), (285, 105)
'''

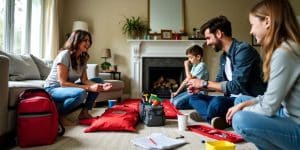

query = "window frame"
(2, 0), (43, 55)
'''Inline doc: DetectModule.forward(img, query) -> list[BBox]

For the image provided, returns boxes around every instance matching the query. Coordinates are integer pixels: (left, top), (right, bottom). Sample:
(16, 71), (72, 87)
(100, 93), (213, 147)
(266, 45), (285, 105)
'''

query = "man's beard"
(213, 40), (222, 52)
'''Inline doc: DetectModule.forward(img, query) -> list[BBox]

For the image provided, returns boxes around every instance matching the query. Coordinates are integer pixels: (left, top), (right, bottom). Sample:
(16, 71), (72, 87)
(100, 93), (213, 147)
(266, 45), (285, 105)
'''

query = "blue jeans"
(233, 111), (300, 150)
(189, 94), (234, 122)
(45, 78), (103, 114)
(171, 91), (193, 109)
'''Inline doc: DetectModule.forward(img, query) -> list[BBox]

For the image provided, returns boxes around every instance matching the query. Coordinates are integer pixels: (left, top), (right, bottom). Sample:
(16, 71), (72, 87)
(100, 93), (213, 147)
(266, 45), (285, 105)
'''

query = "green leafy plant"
(101, 62), (111, 71)
(121, 16), (148, 39)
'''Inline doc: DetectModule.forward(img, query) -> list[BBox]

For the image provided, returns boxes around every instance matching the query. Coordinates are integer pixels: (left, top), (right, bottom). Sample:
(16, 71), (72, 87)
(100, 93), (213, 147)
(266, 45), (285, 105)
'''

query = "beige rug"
(12, 106), (257, 150)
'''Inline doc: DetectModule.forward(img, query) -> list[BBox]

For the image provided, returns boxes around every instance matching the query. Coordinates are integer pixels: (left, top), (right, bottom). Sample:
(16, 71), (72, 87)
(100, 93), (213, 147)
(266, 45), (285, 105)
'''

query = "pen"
(149, 137), (157, 145)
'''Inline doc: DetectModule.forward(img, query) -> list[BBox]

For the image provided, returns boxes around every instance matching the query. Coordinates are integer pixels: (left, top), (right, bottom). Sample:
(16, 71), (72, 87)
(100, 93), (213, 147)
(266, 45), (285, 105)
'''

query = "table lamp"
(101, 48), (112, 71)
(72, 21), (88, 32)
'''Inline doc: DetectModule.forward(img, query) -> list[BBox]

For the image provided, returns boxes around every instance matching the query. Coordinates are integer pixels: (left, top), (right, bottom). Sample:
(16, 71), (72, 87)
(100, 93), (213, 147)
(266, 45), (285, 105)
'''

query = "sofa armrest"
(0, 55), (9, 136)
(87, 64), (99, 79)
(87, 64), (116, 80)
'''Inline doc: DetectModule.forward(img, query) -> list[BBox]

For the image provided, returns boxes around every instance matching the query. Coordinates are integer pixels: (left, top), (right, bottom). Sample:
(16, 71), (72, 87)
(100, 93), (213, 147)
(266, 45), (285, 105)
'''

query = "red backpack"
(17, 88), (64, 147)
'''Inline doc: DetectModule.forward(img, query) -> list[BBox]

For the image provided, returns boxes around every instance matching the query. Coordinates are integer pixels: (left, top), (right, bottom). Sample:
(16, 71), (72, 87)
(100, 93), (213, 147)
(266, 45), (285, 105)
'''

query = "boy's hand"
(184, 60), (191, 67)
(171, 92), (178, 98)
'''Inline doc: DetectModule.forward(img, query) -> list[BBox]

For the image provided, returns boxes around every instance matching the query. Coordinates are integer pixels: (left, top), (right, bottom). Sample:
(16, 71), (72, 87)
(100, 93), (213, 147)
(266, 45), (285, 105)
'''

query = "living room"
(1, 0), (300, 149)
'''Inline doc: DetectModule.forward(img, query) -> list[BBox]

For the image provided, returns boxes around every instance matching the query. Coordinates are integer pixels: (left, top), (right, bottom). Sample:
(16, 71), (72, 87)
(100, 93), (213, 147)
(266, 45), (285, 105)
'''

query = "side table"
(99, 71), (121, 80)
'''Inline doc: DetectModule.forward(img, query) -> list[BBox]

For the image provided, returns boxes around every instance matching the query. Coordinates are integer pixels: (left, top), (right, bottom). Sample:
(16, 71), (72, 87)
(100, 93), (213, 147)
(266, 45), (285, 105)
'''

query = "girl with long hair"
(226, 0), (300, 149)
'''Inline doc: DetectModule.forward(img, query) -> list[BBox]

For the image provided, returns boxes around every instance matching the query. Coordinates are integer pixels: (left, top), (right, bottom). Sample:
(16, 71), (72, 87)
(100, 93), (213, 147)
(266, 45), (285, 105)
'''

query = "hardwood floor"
(11, 107), (257, 150)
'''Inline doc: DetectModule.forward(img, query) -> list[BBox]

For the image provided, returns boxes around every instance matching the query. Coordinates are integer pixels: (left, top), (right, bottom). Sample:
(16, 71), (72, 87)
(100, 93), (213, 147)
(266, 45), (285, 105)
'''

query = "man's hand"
(187, 79), (203, 94)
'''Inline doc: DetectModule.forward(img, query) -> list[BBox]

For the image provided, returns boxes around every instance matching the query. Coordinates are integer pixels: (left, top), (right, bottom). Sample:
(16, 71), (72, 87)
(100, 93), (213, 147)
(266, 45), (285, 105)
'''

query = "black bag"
(139, 102), (165, 126)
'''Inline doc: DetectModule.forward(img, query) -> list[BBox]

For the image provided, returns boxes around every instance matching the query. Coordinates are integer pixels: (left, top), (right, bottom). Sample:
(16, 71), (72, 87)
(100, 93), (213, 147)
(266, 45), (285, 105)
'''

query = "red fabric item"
(188, 125), (244, 143)
(161, 99), (182, 119)
(79, 116), (100, 125)
(82, 99), (141, 132)
(80, 99), (141, 126)
(17, 89), (58, 147)
(118, 99), (140, 112)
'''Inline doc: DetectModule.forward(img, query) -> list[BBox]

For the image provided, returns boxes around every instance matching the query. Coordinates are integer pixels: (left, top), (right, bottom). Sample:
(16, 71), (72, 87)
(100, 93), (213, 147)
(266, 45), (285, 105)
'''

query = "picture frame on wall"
(251, 35), (261, 46)
(161, 30), (172, 40)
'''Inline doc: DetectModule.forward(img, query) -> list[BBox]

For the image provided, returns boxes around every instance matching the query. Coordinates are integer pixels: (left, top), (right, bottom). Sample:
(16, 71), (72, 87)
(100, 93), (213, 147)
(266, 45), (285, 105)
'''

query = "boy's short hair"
(186, 45), (204, 57)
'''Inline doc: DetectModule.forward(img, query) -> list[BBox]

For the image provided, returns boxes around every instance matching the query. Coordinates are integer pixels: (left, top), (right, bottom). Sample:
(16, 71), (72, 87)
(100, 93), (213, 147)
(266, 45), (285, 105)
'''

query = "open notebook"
(131, 133), (186, 149)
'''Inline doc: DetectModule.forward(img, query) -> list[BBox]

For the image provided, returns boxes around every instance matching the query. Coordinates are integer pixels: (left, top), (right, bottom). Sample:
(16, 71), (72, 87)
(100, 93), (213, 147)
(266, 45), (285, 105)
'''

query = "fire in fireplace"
(142, 57), (186, 98)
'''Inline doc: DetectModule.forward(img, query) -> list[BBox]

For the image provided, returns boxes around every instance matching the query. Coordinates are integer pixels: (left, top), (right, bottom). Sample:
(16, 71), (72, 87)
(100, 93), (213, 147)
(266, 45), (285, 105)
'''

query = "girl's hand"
(226, 104), (243, 125)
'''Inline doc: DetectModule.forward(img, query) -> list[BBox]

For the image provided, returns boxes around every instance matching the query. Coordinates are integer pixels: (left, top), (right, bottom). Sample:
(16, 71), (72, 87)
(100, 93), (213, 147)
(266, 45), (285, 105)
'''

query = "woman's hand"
(226, 104), (243, 125)
(101, 83), (112, 91)
(88, 83), (112, 92)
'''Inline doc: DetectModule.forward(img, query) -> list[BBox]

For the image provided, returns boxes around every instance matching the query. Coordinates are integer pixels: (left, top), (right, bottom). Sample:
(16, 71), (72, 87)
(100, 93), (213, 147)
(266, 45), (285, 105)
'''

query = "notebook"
(131, 133), (186, 149)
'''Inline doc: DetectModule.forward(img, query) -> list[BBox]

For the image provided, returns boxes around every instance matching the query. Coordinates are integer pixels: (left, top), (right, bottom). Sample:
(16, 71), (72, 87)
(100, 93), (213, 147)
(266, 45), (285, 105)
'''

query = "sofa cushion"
(0, 51), (40, 80)
(30, 54), (51, 80)
(8, 80), (45, 108)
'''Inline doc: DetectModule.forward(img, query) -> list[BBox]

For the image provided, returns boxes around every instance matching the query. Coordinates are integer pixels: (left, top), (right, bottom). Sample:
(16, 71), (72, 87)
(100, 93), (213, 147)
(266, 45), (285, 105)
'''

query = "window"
(0, 0), (43, 55)
(0, 0), (5, 51)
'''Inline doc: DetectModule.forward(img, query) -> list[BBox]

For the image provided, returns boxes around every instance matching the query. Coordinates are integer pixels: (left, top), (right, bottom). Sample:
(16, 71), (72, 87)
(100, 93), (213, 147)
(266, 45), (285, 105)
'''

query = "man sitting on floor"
(187, 16), (266, 129)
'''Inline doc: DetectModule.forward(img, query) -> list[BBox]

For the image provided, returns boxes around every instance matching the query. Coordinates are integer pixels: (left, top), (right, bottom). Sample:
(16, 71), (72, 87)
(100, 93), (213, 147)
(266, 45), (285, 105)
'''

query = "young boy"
(171, 45), (209, 109)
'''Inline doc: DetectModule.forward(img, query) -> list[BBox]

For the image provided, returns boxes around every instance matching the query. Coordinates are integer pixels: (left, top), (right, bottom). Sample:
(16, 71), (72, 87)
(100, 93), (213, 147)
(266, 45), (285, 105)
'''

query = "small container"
(108, 100), (117, 108)
(113, 65), (118, 72)
(205, 141), (235, 150)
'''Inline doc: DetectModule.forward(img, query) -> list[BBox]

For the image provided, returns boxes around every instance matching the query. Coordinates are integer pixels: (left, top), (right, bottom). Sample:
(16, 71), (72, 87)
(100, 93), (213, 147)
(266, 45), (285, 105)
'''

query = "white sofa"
(0, 52), (124, 146)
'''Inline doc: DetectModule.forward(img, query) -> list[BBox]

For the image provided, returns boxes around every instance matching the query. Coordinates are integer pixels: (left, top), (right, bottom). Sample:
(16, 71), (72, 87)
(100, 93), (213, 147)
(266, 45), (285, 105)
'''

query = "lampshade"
(102, 48), (111, 58)
(72, 21), (88, 32)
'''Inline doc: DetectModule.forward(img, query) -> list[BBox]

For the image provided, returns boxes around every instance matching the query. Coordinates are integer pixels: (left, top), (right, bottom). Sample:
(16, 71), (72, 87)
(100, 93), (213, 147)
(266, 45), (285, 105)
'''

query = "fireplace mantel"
(127, 40), (205, 98)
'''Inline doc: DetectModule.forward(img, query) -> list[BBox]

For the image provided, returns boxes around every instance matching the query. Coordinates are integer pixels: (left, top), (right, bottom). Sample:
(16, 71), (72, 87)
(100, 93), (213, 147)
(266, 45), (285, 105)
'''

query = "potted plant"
(121, 16), (148, 39)
(101, 62), (111, 71)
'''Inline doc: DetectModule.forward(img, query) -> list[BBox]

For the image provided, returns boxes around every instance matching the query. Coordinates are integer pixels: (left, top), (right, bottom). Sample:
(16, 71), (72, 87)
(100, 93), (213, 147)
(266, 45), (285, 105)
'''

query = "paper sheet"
(131, 133), (186, 149)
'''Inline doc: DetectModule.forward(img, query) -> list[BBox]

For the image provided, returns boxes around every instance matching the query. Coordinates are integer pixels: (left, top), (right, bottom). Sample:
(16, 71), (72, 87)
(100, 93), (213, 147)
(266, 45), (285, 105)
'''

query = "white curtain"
(42, 0), (59, 60)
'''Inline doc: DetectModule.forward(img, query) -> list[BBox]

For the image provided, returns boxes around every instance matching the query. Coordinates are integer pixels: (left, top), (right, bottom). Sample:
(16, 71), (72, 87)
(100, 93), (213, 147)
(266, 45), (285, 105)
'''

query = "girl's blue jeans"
(233, 95), (300, 150)
(45, 78), (103, 115)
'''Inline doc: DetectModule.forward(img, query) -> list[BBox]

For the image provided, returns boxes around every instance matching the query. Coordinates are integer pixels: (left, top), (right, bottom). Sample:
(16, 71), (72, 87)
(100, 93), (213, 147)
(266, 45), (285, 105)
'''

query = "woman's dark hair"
(200, 15), (232, 37)
(185, 45), (204, 57)
(61, 30), (92, 70)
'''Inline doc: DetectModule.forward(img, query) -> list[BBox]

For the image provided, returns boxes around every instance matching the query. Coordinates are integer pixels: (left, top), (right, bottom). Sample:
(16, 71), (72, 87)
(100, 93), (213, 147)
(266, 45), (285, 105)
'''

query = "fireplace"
(128, 40), (205, 98)
(142, 57), (185, 98)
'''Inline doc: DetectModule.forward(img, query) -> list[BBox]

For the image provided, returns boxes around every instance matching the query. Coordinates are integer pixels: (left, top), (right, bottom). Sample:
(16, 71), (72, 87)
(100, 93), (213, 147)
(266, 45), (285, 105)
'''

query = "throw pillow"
(30, 54), (51, 80)
(0, 51), (40, 80)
